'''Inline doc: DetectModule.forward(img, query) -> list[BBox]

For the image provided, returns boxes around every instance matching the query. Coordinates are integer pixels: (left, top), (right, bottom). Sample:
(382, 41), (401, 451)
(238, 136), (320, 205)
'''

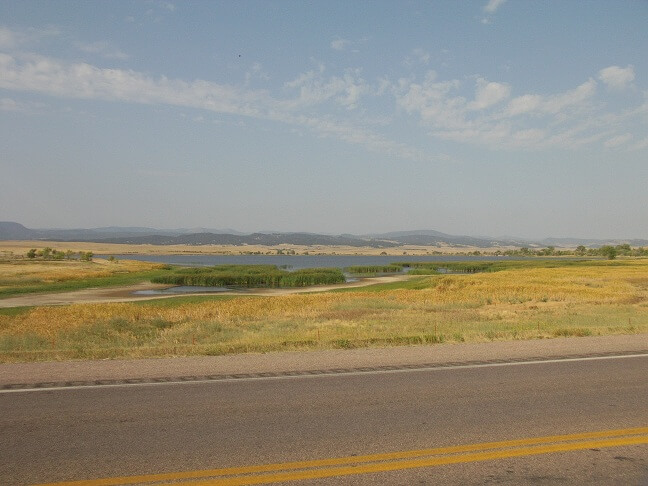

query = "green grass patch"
(344, 265), (403, 275)
(151, 265), (345, 288)
(0, 268), (173, 298)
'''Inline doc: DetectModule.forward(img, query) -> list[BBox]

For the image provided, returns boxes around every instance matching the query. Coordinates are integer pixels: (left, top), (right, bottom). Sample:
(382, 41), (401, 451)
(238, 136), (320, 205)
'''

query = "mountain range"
(1, 222), (646, 249)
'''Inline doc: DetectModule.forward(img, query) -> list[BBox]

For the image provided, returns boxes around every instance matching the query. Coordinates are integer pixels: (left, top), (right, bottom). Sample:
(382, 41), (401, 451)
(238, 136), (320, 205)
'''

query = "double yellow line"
(39, 426), (648, 486)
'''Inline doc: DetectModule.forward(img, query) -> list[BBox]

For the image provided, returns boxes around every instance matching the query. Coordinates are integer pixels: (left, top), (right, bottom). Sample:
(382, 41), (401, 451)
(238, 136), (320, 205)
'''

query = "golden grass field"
(0, 240), (519, 257)
(0, 258), (163, 288)
(0, 257), (647, 362)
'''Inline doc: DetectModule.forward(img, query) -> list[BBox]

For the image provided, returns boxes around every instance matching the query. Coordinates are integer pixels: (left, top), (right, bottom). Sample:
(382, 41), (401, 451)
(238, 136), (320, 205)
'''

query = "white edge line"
(1, 353), (647, 394)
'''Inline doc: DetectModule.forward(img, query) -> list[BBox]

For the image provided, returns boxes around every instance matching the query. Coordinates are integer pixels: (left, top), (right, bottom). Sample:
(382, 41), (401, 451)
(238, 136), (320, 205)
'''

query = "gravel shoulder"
(1, 334), (646, 386)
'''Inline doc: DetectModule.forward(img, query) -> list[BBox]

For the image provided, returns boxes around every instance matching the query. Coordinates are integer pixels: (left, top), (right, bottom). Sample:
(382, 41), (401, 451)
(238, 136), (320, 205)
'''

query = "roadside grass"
(1, 258), (647, 361)
(0, 259), (171, 297)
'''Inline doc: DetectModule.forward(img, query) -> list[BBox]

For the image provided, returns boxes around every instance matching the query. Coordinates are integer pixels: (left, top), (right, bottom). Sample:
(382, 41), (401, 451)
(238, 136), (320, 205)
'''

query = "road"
(1, 352), (647, 485)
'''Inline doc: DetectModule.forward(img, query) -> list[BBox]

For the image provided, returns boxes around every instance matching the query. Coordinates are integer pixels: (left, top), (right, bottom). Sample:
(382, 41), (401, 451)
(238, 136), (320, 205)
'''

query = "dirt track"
(0, 275), (410, 308)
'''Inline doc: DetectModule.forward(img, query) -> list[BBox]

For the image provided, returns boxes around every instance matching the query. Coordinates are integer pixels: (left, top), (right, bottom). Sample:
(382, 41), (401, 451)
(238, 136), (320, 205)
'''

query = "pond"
(113, 254), (513, 270)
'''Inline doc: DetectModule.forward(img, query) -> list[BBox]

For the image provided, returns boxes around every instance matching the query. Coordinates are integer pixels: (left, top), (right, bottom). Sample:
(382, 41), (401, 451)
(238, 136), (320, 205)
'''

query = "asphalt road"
(2, 354), (647, 485)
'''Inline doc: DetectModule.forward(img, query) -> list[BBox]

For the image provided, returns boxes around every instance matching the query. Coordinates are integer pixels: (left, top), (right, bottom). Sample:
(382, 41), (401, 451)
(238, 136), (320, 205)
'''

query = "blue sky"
(1, 0), (647, 239)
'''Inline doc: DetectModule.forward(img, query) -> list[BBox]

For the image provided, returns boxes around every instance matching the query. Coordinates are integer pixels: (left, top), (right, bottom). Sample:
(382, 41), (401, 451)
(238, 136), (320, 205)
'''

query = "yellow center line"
(35, 426), (648, 486)
(174, 435), (648, 486)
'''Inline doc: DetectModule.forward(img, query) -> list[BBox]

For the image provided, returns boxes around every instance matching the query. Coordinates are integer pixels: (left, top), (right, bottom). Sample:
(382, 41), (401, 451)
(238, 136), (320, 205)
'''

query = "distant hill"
(0, 222), (35, 239)
(96, 232), (397, 248)
(1, 221), (647, 249)
(367, 230), (529, 248)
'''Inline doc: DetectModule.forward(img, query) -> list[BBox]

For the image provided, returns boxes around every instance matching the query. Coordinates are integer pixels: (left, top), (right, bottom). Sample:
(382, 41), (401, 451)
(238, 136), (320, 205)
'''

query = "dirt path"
(0, 275), (411, 308)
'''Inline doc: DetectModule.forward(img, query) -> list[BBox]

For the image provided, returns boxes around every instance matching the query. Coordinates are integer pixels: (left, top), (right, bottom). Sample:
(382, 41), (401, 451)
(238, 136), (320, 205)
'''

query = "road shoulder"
(1, 334), (646, 386)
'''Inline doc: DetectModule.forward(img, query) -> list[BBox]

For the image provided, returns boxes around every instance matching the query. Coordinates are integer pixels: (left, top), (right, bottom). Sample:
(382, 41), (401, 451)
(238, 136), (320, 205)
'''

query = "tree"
(26, 248), (37, 259)
(575, 245), (586, 256)
(80, 251), (94, 262)
(599, 245), (617, 260)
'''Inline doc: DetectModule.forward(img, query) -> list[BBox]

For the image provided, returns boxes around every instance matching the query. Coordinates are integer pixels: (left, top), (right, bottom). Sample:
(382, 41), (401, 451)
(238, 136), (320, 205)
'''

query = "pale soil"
(0, 274), (411, 308)
(0, 240), (523, 257)
(1, 334), (646, 385)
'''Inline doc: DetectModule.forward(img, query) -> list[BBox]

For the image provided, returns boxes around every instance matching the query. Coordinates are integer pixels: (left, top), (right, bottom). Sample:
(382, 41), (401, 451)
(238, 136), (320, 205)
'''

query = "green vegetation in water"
(344, 265), (403, 275)
(151, 264), (345, 288)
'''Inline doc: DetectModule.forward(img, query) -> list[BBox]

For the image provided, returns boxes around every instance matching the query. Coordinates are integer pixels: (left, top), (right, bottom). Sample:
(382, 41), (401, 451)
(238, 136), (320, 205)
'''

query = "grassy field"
(0, 258), (647, 362)
(0, 258), (170, 297)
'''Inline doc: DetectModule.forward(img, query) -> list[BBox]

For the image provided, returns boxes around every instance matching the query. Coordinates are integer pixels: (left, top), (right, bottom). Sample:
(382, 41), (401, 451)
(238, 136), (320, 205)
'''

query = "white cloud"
(244, 62), (269, 86)
(629, 136), (648, 151)
(604, 133), (633, 148)
(484, 0), (507, 14)
(0, 25), (60, 50)
(0, 27), (17, 49)
(76, 41), (130, 60)
(505, 94), (542, 116)
(330, 38), (349, 51)
(284, 67), (367, 109)
(0, 52), (426, 161)
(393, 69), (633, 150)
(0, 96), (45, 114)
(470, 78), (510, 110)
(540, 79), (596, 114)
(598, 65), (635, 91)
(404, 48), (430, 67)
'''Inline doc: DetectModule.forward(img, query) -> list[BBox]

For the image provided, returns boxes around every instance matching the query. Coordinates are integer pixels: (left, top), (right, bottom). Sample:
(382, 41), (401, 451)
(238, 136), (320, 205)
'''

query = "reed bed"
(151, 265), (345, 288)
(344, 265), (403, 275)
(1, 259), (647, 361)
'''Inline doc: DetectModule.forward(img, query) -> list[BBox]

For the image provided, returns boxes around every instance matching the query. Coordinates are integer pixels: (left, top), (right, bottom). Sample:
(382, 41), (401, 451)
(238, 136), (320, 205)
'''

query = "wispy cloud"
(1, 25), (645, 158)
(330, 38), (349, 51)
(0, 25), (60, 50)
(76, 41), (130, 60)
(393, 69), (636, 150)
(0, 97), (45, 113)
(484, 0), (507, 14)
(481, 0), (507, 24)
(604, 133), (633, 148)
(284, 66), (368, 110)
(404, 48), (430, 67)
(0, 52), (426, 161)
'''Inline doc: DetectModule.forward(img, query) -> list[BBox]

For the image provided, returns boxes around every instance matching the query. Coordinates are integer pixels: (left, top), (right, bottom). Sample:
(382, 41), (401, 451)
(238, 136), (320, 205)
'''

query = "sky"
(1, 0), (647, 239)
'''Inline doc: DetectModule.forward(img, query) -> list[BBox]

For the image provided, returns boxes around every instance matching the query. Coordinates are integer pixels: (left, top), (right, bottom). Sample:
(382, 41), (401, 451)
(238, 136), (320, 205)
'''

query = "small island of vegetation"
(151, 264), (345, 288)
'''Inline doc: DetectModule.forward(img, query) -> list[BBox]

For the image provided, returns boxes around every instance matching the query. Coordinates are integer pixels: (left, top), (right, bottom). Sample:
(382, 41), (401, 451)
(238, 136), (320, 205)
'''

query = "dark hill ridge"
(1, 222), (647, 249)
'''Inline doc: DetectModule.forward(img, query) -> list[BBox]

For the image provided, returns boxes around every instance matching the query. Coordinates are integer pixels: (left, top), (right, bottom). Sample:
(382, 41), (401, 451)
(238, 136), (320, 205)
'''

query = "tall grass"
(0, 259), (170, 297)
(345, 265), (403, 275)
(151, 265), (345, 288)
(1, 259), (647, 361)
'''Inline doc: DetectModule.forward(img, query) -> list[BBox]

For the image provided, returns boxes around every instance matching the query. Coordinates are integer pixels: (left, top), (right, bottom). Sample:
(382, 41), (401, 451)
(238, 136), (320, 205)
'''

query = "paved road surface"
(2, 352), (647, 485)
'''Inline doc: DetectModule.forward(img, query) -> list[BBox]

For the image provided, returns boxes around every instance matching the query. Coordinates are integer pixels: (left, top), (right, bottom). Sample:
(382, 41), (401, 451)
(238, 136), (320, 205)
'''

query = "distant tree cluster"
(499, 244), (647, 260)
(26, 247), (93, 261)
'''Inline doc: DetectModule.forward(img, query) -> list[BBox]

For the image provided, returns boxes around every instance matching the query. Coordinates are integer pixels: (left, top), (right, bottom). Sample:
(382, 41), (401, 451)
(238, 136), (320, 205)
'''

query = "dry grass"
(0, 258), (166, 297)
(0, 240), (520, 256)
(1, 259), (647, 361)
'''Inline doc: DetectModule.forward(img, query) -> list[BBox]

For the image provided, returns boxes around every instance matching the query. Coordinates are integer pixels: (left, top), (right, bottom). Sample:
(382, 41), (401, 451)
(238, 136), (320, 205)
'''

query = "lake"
(113, 254), (514, 270)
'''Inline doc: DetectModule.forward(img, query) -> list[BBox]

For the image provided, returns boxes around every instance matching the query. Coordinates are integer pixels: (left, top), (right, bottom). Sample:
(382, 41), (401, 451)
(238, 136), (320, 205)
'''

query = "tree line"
(26, 247), (94, 261)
